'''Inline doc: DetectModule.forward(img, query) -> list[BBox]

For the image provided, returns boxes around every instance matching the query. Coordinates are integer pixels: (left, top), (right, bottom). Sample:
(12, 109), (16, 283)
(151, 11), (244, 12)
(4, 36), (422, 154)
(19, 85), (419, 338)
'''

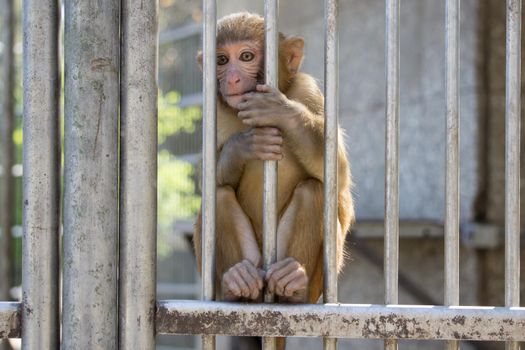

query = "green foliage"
(157, 90), (202, 256)
(158, 91), (201, 144)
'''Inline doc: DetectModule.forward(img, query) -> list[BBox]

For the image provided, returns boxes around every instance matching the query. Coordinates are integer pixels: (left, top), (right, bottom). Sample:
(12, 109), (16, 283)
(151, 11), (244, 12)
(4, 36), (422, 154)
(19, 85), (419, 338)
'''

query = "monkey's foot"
(265, 257), (308, 303)
(222, 260), (265, 301)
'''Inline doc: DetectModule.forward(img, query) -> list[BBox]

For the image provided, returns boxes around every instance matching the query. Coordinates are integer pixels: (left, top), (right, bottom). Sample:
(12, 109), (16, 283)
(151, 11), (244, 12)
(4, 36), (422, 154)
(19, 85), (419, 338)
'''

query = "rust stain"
(451, 315), (466, 326)
(91, 57), (112, 72)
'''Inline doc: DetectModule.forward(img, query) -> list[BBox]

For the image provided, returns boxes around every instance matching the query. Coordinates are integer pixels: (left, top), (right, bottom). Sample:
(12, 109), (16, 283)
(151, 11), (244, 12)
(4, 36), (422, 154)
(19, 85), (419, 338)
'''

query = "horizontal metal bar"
(157, 300), (525, 341)
(0, 302), (20, 339)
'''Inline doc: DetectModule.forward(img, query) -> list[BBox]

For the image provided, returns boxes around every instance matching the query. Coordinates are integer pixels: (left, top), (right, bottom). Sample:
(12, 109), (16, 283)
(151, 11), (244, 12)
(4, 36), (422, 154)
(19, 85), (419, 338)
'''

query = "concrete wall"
(219, 0), (484, 223)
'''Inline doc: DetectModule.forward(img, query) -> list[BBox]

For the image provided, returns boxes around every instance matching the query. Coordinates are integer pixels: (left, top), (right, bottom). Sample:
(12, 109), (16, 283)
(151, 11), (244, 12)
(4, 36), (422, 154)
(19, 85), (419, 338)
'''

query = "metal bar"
(63, 0), (120, 348)
(119, 0), (158, 348)
(201, 0), (217, 349)
(0, 303), (20, 339)
(384, 1), (400, 349)
(156, 301), (525, 341)
(323, 0), (339, 349)
(384, 0), (400, 349)
(0, 0), (15, 307)
(21, 0), (60, 348)
(505, 1), (522, 350)
(263, 2), (279, 350)
(445, 1), (460, 350)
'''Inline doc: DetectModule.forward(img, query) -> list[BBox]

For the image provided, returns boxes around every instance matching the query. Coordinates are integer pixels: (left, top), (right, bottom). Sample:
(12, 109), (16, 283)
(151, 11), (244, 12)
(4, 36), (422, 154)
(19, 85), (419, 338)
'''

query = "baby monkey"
(194, 12), (354, 307)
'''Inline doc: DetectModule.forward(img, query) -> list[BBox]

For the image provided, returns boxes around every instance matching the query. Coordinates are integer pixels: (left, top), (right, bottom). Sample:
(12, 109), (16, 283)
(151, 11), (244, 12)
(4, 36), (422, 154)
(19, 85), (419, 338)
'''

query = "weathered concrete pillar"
(63, 0), (120, 348)
(119, 0), (158, 348)
(21, 0), (60, 348)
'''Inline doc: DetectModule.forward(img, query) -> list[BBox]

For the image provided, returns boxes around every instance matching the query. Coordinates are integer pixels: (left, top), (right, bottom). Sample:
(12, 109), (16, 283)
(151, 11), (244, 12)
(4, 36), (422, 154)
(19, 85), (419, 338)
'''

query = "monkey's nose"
(228, 77), (241, 86)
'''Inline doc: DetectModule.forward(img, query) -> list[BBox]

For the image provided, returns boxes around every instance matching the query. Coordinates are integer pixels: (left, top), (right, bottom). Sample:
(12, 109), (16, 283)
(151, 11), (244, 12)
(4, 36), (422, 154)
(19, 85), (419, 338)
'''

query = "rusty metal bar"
(323, 0), (339, 349)
(505, 1), (522, 350)
(22, 0), (60, 348)
(119, 0), (158, 348)
(157, 301), (525, 341)
(63, 0), (120, 348)
(201, 0), (217, 349)
(444, 1), (460, 350)
(0, 302), (20, 339)
(263, 1), (279, 350)
(384, 0), (400, 349)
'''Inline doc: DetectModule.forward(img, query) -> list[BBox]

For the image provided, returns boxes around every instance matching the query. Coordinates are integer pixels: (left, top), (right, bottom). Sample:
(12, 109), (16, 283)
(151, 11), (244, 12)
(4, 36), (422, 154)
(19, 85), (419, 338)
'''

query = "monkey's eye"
(217, 55), (229, 65)
(239, 51), (255, 62)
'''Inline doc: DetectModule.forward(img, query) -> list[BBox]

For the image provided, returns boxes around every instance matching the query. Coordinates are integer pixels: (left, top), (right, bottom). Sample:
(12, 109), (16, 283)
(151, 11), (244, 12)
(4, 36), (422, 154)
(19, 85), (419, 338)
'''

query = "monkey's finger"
(229, 267), (251, 298)
(267, 264), (296, 292)
(256, 84), (272, 93)
(242, 260), (264, 290)
(267, 261), (303, 292)
(238, 110), (261, 120)
(236, 99), (255, 110)
(255, 150), (283, 161)
(266, 257), (296, 278)
(258, 127), (281, 136)
(243, 117), (275, 128)
(282, 273), (308, 297)
(275, 271), (298, 296)
(237, 262), (260, 296)
(254, 134), (283, 146)
(254, 145), (282, 154)
(257, 153), (283, 161)
(223, 273), (242, 297)
(264, 135), (283, 145)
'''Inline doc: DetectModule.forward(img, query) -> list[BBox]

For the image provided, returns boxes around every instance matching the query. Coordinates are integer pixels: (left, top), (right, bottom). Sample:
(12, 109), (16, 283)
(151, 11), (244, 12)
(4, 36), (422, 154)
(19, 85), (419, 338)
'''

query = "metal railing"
(0, 0), (523, 350)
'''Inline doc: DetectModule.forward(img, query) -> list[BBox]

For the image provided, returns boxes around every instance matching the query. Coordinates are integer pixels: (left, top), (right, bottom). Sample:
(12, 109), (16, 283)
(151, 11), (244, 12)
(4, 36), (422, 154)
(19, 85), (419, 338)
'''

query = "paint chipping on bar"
(156, 301), (525, 341)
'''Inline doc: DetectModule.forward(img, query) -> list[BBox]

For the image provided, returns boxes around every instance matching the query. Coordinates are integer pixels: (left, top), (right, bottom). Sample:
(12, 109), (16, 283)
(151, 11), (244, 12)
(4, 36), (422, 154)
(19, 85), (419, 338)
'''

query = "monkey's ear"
(283, 36), (304, 75)
(196, 51), (203, 71)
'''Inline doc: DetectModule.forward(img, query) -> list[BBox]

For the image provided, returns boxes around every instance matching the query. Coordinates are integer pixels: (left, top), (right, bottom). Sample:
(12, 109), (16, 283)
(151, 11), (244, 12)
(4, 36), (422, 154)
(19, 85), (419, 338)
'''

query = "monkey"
(194, 11), (354, 312)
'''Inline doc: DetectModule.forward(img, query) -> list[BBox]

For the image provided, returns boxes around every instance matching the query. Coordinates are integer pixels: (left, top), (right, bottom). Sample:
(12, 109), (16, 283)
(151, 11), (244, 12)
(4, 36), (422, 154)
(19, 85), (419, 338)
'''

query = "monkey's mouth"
(224, 93), (247, 109)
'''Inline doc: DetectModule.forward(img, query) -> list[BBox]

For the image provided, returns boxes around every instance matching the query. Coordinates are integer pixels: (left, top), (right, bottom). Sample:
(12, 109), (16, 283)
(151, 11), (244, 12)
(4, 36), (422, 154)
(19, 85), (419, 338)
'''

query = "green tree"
(157, 90), (201, 256)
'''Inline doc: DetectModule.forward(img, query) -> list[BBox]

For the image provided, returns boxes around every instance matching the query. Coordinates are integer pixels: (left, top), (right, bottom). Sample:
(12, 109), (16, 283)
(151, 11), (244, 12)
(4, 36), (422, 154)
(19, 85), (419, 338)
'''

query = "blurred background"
(0, 0), (524, 349)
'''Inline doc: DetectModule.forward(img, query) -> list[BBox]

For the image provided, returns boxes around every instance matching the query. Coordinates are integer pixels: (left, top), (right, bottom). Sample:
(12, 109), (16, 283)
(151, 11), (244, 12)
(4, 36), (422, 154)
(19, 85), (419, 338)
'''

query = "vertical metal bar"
(384, 0), (400, 349)
(21, 0), (60, 348)
(444, 1), (460, 350)
(323, 0), (339, 349)
(505, 1), (521, 350)
(263, 1), (279, 350)
(0, 3), (15, 349)
(63, 0), (120, 348)
(119, 0), (158, 349)
(0, 0), (15, 306)
(202, 0), (217, 349)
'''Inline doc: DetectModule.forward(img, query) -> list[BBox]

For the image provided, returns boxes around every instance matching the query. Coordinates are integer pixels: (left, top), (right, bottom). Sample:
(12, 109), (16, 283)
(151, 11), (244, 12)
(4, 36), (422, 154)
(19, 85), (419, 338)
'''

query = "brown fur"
(194, 12), (354, 347)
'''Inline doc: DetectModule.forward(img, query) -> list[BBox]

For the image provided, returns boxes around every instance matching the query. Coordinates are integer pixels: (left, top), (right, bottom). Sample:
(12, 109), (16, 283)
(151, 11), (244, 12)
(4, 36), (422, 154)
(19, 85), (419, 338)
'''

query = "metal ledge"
(5, 300), (525, 341)
(156, 300), (525, 341)
(0, 302), (20, 339)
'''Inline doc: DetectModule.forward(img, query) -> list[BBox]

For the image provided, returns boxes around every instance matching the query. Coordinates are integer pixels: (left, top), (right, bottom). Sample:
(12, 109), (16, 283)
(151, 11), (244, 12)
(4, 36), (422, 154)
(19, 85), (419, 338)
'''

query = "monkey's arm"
(237, 84), (350, 191)
(285, 104), (351, 191)
(218, 127), (284, 188)
(217, 133), (246, 188)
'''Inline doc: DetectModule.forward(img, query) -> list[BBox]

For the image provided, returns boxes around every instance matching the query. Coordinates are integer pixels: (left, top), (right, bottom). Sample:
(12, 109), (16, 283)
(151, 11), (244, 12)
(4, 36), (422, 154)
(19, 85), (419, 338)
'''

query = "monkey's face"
(216, 41), (263, 109)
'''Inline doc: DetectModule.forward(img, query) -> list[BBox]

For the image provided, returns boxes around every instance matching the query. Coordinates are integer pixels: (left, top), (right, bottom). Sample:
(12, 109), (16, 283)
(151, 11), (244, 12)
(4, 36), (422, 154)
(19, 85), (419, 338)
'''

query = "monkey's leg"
(270, 178), (343, 305)
(216, 186), (265, 302)
(216, 185), (261, 268)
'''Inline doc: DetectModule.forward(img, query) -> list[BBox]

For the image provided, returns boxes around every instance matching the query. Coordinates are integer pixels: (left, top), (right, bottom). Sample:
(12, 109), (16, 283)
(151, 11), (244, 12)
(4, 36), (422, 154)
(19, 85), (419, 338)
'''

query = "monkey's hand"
(237, 84), (304, 130)
(222, 260), (265, 301)
(217, 127), (282, 187)
(236, 127), (284, 161)
(266, 257), (308, 303)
